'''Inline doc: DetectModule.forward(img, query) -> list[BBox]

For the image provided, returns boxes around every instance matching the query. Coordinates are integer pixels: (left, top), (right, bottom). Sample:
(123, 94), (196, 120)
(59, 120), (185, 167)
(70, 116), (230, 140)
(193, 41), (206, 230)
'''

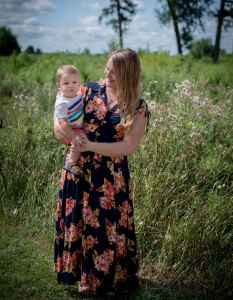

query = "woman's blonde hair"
(109, 48), (141, 134)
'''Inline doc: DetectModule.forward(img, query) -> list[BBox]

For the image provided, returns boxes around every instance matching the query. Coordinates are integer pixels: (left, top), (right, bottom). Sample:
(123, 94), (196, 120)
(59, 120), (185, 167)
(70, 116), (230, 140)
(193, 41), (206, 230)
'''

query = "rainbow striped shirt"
(55, 91), (84, 128)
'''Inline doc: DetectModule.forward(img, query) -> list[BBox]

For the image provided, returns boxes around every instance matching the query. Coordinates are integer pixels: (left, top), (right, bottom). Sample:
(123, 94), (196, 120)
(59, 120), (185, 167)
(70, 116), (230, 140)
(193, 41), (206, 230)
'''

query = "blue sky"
(0, 0), (232, 55)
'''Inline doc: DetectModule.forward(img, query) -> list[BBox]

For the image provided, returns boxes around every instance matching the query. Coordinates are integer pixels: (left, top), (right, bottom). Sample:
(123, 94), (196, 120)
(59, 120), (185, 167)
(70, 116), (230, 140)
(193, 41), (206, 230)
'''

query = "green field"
(0, 51), (233, 299)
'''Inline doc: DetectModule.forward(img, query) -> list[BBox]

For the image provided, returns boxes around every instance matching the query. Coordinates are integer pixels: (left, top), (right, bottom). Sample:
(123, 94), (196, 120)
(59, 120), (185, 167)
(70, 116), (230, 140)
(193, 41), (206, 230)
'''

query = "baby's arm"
(58, 118), (78, 148)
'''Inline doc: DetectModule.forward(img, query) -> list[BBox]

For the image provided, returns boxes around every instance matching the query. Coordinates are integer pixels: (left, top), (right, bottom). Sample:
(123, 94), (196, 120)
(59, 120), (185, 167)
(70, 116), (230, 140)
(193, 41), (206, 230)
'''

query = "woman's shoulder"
(136, 98), (148, 115)
(79, 81), (105, 98)
(82, 81), (106, 91)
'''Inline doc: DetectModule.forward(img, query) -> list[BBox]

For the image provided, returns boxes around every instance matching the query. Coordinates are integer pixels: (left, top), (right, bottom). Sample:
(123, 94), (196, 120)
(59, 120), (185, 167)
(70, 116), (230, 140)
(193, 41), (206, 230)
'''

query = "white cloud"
(133, 0), (145, 11)
(0, 0), (56, 25)
(24, 17), (44, 26)
(78, 15), (99, 26)
(22, 0), (56, 13)
(81, 1), (102, 11)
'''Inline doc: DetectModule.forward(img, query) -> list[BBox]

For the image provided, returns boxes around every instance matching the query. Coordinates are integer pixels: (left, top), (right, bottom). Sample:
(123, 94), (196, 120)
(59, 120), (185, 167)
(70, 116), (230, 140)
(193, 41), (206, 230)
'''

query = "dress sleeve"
(136, 99), (151, 133)
(78, 84), (89, 101)
(136, 99), (147, 115)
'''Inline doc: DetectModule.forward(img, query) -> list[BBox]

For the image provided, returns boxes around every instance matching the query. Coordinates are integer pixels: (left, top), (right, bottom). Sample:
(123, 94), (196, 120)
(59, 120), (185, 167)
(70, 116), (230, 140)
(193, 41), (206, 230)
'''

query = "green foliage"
(189, 38), (214, 59)
(0, 26), (21, 56)
(25, 45), (35, 54)
(107, 36), (119, 53)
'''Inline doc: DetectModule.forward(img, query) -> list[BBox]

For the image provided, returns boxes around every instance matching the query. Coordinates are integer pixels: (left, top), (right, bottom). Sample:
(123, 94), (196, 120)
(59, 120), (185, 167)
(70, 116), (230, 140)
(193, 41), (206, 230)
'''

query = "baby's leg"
(69, 148), (81, 164)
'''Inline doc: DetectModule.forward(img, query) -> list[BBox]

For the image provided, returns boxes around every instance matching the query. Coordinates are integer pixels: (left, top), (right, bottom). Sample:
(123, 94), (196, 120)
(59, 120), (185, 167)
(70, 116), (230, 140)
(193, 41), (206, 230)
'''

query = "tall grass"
(0, 52), (233, 296)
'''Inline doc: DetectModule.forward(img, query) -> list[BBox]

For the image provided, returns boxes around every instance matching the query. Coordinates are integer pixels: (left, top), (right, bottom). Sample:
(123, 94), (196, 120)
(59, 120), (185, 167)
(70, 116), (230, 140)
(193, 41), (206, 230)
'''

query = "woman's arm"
(53, 112), (70, 145)
(79, 109), (147, 157)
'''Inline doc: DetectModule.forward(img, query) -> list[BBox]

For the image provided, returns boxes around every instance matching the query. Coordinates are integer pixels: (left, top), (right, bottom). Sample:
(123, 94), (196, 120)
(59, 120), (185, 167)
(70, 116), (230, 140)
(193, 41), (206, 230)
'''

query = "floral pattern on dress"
(54, 81), (147, 295)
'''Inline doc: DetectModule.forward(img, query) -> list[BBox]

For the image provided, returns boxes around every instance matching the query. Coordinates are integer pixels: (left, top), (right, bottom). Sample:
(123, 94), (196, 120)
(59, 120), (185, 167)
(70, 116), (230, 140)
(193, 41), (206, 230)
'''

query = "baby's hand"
(71, 136), (78, 150)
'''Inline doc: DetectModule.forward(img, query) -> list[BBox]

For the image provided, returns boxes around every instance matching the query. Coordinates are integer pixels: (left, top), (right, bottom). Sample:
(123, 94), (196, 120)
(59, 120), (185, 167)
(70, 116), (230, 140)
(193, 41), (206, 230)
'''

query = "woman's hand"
(71, 133), (91, 151)
(53, 112), (70, 145)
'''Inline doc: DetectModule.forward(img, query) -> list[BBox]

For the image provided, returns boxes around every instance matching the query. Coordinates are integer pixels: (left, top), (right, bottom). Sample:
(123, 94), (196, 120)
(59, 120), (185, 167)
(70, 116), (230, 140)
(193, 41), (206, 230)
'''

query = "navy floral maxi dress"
(54, 81), (146, 295)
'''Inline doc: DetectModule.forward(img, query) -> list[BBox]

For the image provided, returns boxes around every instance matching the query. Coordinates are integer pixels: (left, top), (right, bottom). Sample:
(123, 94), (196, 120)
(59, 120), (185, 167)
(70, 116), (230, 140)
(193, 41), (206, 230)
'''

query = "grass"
(0, 215), (151, 299)
(0, 52), (233, 299)
(1, 215), (221, 299)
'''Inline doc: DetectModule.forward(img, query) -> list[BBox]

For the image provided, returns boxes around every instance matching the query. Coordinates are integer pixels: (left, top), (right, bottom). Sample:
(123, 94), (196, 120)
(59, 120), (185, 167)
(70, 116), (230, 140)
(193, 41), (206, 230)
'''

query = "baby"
(55, 65), (85, 178)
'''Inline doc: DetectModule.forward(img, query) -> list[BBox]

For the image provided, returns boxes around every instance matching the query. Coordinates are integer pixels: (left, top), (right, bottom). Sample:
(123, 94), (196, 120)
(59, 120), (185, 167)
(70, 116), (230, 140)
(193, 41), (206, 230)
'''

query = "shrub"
(189, 38), (214, 59)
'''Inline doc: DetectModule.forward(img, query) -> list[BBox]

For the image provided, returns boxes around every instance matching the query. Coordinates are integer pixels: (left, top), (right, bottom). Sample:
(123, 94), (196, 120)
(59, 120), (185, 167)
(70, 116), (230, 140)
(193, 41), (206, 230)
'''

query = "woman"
(54, 48), (149, 296)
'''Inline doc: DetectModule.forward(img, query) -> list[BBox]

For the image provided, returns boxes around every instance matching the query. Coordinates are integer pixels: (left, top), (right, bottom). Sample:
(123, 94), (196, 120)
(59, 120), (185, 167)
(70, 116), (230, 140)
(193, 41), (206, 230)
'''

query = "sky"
(0, 0), (232, 55)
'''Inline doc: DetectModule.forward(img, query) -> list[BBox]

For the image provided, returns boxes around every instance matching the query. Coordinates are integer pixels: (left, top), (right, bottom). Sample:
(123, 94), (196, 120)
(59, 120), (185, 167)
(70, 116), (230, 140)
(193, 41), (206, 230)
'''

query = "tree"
(25, 45), (35, 54)
(155, 0), (213, 55)
(99, 0), (137, 48)
(212, 0), (233, 62)
(0, 27), (20, 56)
(189, 38), (214, 58)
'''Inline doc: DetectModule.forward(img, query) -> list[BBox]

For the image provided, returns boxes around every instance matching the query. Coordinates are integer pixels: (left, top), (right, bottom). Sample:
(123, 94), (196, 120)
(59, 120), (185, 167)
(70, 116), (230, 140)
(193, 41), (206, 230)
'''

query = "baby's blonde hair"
(56, 65), (79, 83)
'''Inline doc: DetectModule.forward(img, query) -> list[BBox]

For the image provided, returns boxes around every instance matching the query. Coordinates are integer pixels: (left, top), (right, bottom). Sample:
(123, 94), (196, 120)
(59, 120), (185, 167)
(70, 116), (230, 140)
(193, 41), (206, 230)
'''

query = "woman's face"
(105, 58), (118, 91)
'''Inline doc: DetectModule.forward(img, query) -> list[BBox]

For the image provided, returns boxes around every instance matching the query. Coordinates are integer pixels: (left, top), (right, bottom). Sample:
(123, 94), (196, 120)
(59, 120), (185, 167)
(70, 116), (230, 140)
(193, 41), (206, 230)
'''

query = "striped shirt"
(55, 91), (84, 128)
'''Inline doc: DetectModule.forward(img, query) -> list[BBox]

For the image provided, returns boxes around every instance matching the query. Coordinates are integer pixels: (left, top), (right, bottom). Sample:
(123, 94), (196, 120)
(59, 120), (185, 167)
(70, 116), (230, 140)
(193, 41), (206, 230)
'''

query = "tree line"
(99, 0), (233, 62)
(1, 1), (232, 61)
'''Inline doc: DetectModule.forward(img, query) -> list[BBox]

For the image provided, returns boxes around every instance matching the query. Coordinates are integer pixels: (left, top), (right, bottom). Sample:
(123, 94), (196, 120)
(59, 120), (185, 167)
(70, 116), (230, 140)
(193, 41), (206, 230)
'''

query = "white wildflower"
(190, 132), (196, 138)
(222, 184), (226, 187)
(139, 221), (143, 226)
(217, 185), (222, 189)
(13, 208), (17, 215)
(170, 114), (177, 119)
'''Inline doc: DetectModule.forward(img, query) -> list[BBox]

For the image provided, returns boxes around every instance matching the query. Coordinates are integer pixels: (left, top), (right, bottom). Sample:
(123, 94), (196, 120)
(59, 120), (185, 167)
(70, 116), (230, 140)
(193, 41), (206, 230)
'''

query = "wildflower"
(217, 185), (222, 189)
(169, 114), (177, 119)
(139, 221), (143, 226)
(196, 112), (202, 116)
(190, 132), (196, 138)
(141, 145), (145, 149)
(13, 208), (17, 214)
(216, 112), (220, 117)
(222, 184), (226, 187)
(188, 122), (192, 126)
(20, 94), (24, 100)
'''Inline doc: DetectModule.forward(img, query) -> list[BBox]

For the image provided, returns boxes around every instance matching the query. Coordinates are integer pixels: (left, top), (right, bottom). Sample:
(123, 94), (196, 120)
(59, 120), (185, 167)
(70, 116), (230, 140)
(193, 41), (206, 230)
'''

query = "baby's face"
(57, 73), (80, 98)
